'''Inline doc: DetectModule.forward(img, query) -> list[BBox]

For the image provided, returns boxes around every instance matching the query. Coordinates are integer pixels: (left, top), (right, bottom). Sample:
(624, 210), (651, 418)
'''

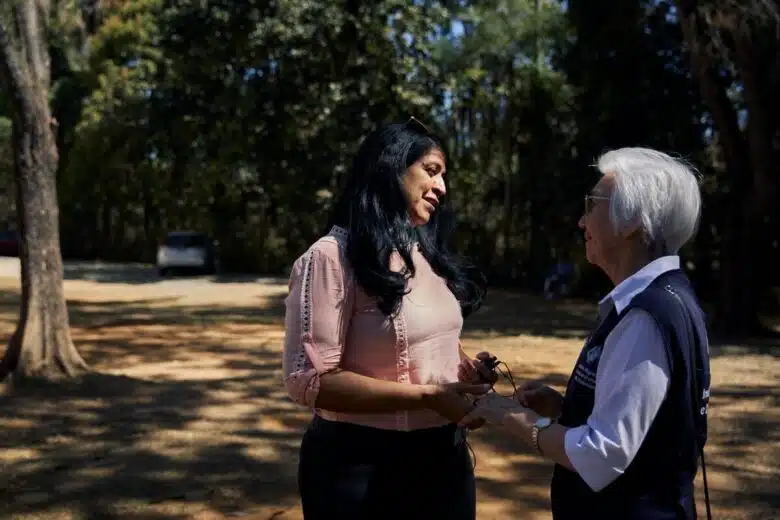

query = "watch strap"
(532, 419), (552, 454)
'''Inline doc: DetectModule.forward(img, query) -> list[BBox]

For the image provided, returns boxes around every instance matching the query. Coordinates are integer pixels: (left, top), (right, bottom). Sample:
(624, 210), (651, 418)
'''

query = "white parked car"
(156, 231), (218, 276)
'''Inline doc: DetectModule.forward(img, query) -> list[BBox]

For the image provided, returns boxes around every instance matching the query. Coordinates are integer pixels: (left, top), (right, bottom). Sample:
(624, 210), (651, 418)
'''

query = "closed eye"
(425, 164), (445, 177)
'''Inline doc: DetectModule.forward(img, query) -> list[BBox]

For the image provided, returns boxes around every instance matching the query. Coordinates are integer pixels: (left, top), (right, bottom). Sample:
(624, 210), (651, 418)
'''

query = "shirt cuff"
(284, 368), (321, 407)
(563, 424), (622, 492)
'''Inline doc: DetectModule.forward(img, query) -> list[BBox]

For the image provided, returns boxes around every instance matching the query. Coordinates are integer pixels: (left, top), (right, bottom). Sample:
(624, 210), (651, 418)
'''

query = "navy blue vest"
(550, 270), (711, 520)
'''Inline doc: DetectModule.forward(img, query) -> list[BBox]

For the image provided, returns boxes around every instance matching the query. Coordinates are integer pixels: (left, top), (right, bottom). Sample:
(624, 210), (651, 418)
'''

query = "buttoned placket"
(392, 311), (411, 430)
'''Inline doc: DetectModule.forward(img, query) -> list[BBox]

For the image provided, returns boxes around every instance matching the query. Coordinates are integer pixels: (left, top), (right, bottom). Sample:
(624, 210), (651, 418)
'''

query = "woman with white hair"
(459, 147), (712, 519)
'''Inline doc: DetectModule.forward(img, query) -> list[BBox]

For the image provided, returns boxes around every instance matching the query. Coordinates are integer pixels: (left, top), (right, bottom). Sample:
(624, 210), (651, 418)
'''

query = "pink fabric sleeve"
(282, 247), (353, 407)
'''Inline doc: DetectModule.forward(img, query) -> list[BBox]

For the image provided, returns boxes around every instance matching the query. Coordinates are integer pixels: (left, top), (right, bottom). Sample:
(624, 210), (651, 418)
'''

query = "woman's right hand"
(514, 379), (564, 418)
(422, 382), (492, 428)
(458, 351), (499, 384)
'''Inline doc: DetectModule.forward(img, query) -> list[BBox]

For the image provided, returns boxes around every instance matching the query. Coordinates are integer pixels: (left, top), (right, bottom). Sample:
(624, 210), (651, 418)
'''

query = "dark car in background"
(155, 231), (218, 276)
(0, 230), (19, 257)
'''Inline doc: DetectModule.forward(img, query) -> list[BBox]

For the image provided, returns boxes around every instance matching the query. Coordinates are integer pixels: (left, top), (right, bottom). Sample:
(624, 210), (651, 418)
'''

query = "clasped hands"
(441, 351), (563, 429)
(421, 351), (498, 430)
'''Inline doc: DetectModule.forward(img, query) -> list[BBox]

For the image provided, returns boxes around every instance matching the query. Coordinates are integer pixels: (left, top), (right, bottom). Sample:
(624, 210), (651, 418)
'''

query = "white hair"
(596, 147), (702, 255)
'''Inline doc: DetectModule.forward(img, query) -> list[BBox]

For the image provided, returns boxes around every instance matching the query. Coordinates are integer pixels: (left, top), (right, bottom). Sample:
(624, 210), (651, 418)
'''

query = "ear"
(618, 218), (643, 240)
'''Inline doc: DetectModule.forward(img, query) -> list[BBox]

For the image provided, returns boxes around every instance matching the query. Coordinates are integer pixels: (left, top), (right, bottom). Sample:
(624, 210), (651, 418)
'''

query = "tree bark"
(0, 0), (88, 381)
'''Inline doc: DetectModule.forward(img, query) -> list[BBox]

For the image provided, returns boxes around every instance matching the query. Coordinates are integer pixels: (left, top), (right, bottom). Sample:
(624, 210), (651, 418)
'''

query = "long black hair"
(329, 121), (486, 318)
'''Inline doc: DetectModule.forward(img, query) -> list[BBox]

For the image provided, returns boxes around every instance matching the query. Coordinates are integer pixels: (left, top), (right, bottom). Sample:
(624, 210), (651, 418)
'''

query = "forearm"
(315, 369), (430, 413)
(502, 408), (576, 471)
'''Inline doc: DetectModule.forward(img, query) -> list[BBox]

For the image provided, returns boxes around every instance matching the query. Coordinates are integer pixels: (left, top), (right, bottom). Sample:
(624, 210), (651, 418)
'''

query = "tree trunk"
(675, 0), (772, 338)
(0, 1), (88, 381)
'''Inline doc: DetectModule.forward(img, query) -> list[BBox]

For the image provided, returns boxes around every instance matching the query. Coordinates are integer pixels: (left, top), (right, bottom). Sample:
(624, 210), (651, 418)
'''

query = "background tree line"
(0, 0), (778, 340)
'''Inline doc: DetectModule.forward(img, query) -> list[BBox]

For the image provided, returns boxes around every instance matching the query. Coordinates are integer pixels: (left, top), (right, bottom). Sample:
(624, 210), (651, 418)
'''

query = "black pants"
(298, 415), (476, 520)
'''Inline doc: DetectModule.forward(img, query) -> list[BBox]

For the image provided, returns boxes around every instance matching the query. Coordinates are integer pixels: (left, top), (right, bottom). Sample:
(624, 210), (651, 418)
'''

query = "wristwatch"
(531, 417), (553, 454)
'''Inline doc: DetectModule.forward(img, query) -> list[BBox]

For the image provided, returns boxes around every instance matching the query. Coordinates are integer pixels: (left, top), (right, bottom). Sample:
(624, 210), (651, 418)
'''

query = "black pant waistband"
(308, 414), (466, 449)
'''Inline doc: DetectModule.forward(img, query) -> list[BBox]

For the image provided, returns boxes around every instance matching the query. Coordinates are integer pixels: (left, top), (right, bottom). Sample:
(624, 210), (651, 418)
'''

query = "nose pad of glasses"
(584, 196), (594, 214)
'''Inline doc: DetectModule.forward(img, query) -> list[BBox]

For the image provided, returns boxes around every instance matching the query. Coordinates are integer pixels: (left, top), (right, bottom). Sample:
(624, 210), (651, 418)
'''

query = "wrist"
(531, 416), (554, 454)
(417, 384), (440, 408)
(502, 407), (538, 445)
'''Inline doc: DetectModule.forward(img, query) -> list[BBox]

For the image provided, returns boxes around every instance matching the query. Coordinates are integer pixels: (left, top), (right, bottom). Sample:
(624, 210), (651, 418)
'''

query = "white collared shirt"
(563, 256), (680, 492)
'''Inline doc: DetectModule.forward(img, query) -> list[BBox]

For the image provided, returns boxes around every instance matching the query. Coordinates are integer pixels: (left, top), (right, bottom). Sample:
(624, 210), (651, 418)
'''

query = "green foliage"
(23, 0), (777, 314)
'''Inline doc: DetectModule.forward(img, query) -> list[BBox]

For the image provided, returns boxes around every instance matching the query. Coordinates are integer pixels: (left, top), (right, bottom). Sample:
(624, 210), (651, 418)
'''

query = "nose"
(432, 175), (446, 197)
(578, 214), (586, 229)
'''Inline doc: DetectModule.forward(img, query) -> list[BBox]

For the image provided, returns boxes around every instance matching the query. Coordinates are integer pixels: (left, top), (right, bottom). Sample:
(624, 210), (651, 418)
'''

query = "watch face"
(536, 417), (552, 429)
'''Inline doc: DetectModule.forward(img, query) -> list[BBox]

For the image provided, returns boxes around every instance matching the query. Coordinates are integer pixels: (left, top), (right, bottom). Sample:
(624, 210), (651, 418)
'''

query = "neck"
(604, 247), (655, 287)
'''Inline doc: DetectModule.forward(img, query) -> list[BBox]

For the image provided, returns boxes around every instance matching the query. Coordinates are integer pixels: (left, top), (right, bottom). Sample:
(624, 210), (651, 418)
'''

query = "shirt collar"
(328, 226), (349, 241)
(600, 255), (681, 314)
(328, 225), (421, 249)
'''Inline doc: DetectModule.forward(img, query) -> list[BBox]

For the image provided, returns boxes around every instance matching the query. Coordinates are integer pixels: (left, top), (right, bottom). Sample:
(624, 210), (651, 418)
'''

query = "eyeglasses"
(405, 116), (433, 135)
(584, 194), (610, 214)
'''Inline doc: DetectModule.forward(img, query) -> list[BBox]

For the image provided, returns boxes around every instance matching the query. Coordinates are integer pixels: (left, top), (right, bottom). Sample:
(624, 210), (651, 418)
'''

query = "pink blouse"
(282, 226), (465, 431)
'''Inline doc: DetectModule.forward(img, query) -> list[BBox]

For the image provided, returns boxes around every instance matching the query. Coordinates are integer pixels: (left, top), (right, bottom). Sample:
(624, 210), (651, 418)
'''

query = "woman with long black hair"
(282, 119), (490, 519)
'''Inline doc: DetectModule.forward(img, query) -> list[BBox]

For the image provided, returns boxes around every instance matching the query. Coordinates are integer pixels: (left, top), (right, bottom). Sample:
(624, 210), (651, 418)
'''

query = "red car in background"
(0, 230), (19, 257)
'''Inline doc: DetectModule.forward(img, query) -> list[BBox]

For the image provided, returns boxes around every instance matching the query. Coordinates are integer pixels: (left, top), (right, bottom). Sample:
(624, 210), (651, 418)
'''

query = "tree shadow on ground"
(463, 289), (597, 340)
(0, 289), (288, 333)
(468, 289), (780, 358)
(62, 262), (161, 285)
(4, 286), (597, 341)
(0, 290), (306, 519)
(60, 261), (287, 286)
(0, 288), (778, 519)
(0, 367), (306, 518)
(65, 294), (288, 330)
(701, 384), (780, 518)
(467, 370), (564, 518)
(709, 337), (780, 358)
(466, 375), (780, 520)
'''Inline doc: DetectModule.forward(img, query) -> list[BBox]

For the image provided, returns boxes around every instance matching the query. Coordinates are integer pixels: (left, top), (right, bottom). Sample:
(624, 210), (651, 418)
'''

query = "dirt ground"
(0, 274), (778, 520)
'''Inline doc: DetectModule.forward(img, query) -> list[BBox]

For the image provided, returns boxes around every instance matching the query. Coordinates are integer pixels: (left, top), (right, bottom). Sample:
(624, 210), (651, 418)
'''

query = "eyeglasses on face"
(584, 194), (610, 214)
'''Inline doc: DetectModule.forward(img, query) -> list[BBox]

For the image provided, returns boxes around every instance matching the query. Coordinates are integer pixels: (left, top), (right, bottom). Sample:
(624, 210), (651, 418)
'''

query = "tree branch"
(21, 0), (50, 86)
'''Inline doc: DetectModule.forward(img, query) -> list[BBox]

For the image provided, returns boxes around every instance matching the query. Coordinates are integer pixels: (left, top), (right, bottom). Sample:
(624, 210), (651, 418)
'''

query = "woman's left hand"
(421, 382), (489, 430)
(457, 391), (525, 427)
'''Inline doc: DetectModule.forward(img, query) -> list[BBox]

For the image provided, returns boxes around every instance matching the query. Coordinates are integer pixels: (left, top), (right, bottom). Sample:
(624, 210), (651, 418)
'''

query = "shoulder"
(603, 307), (670, 373)
(627, 286), (681, 327)
(290, 233), (352, 281)
(631, 284), (677, 308)
(616, 286), (680, 349)
(629, 283), (705, 334)
(610, 307), (666, 342)
(307, 234), (347, 261)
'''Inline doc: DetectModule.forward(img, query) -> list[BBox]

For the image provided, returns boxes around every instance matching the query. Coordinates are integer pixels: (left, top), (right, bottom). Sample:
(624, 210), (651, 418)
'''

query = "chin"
(584, 245), (597, 265)
(411, 212), (431, 227)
